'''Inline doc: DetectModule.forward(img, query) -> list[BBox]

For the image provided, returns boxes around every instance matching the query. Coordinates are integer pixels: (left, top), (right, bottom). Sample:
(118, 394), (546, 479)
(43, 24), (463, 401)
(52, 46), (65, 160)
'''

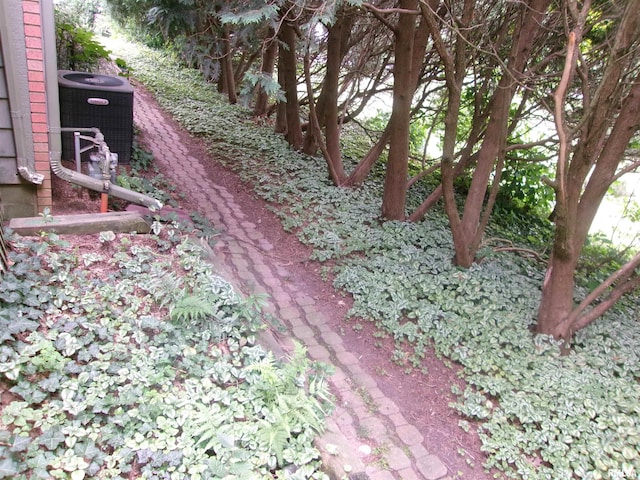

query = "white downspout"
(0, 0), (44, 185)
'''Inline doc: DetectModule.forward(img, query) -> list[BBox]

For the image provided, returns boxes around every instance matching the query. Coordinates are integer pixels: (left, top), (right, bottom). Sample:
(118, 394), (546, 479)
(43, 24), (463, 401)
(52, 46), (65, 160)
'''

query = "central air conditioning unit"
(58, 70), (134, 164)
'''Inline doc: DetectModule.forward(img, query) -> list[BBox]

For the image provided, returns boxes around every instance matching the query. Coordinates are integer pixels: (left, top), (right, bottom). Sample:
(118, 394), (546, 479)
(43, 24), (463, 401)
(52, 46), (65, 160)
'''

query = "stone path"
(133, 87), (451, 480)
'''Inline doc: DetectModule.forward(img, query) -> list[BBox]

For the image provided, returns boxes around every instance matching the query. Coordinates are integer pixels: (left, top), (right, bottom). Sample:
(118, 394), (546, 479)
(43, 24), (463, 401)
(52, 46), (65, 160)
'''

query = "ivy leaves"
(0, 232), (331, 479)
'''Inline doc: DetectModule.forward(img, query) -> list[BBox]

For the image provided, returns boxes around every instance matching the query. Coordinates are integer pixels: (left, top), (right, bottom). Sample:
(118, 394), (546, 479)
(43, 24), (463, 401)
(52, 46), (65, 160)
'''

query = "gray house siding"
(0, 4), (38, 219)
(0, 36), (20, 184)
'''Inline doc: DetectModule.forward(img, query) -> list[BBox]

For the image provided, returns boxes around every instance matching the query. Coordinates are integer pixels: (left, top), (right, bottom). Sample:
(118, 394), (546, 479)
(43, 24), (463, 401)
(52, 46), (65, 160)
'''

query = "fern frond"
(294, 398), (324, 432)
(308, 376), (334, 410)
(170, 295), (215, 323)
(142, 266), (185, 307)
(257, 418), (289, 466)
(282, 342), (310, 381)
(245, 352), (278, 384)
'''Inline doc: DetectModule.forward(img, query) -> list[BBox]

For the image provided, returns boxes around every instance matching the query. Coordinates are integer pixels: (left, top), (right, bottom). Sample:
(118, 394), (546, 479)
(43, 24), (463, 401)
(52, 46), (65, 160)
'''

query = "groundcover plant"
(0, 228), (332, 480)
(108, 38), (640, 480)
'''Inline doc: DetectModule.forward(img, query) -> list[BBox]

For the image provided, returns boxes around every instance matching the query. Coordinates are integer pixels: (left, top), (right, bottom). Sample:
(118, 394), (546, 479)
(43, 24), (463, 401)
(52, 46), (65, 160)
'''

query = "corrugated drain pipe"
(41, 0), (162, 211)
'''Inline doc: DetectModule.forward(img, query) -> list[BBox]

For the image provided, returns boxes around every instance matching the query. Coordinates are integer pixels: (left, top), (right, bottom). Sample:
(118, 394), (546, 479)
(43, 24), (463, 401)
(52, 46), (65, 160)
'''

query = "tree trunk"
(407, 47), (499, 223)
(221, 25), (238, 104)
(303, 9), (354, 157)
(407, 151), (478, 222)
(217, 62), (227, 94)
(275, 53), (287, 134)
(234, 50), (260, 89)
(302, 8), (353, 186)
(254, 29), (277, 117)
(536, 0), (640, 342)
(348, 12), (429, 189)
(304, 51), (347, 185)
(536, 253), (577, 341)
(381, 0), (419, 220)
(418, 0), (474, 263)
(538, 72), (640, 339)
(278, 21), (303, 149)
(448, 0), (551, 266)
(345, 127), (391, 186)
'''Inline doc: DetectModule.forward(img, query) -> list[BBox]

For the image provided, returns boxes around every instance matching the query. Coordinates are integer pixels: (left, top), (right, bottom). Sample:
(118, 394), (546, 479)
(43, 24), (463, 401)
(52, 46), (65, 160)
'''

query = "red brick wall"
(22, 0), (52, 212)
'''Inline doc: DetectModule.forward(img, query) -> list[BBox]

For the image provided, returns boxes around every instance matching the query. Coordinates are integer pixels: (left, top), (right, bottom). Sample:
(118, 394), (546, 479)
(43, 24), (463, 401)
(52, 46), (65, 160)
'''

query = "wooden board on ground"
(8, 212), (151, 236)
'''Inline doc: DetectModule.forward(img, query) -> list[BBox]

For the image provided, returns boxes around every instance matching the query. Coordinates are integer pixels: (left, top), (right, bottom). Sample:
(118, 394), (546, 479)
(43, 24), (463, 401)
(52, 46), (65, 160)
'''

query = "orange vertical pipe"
(100, 193), (108, 213)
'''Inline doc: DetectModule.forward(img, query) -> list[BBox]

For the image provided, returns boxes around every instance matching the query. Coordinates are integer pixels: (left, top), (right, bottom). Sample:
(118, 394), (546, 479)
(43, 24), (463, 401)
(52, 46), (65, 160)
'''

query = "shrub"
(55, 1), (110, 72)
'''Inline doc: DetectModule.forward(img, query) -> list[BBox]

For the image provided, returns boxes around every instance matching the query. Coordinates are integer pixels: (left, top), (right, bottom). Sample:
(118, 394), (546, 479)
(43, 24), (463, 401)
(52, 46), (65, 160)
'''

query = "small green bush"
(55, 0), (110, 72)
(55, 21), (111, 72)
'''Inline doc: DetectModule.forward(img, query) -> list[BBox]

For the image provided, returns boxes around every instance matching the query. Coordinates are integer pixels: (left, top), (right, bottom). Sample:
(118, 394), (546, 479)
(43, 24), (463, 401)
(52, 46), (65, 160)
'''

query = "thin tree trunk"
(303, 9), (354, 156)
(407, 151), (477, 222)
(278, 22), (303, 149)
(345, 127), (391, 186)
(451, 0), (551, 266)
(304, 51), (347, 184)
(221, 26), (238, 104)
(275, 53), (287, 134)
(407, 69), (495, 222)
(234, 50), (260, 88)
(346, 12), (430, 188)
(419, 0), (473, 263)
(254, 29), (277, 117)
(568, 253), (640, 333)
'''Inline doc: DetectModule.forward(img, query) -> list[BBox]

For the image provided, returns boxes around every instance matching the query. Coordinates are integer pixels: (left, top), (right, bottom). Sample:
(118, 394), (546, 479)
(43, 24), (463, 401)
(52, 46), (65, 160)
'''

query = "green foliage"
(576, 233), (629, 290)
(0, 228), (331, 479)
(107, 0), (237, 83)
(105, 40), (640, 480)
(363, 110), (428, 159)
(497, 160), (555, 215)
(53, 0), (104, 31)
(219, 5), (279, 25)
(241, 71), (285, 104)
(114, 57), (133, 77)
(115, 137), (221, 246)
(488, 204), (554, 252)
(116, 169), (176, 207)
(339, 122), (379, 164)
(105, 0), (166, 49)
(128, 135), (155, 171)
(171, 294), (217, 323)
(55, 8), (111, 72)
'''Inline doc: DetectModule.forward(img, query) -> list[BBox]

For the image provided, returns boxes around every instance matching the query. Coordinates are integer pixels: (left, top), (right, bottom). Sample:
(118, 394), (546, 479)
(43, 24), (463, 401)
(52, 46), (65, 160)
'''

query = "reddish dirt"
(50, 90), (493, 480)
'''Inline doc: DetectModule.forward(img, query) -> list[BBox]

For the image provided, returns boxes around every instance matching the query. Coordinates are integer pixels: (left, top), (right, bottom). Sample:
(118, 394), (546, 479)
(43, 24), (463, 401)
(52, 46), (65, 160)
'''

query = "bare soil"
(50, 90), (493, 480)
